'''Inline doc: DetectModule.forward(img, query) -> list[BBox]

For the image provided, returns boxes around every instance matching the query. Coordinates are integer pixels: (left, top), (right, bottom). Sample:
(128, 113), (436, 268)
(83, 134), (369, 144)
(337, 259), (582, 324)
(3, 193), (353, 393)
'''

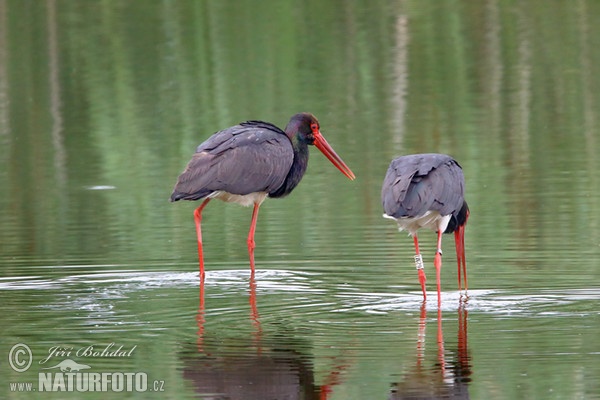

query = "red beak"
(313, 131), (356, 180)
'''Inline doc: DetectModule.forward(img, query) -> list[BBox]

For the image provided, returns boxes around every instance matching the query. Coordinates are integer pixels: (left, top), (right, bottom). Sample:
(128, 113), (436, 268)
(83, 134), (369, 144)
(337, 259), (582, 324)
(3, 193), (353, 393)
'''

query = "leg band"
(414, 254), (424, 270)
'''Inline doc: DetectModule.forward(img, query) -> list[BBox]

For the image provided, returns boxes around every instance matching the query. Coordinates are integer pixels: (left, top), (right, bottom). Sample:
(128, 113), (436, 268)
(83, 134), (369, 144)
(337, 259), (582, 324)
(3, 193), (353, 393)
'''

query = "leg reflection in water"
(389, 300), (472, 399)
(185, 273), (349, 400)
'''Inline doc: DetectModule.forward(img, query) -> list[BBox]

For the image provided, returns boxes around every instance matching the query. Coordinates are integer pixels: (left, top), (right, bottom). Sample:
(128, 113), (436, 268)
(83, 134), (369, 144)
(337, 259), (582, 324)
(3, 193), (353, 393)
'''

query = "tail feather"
(170, 190), (212, 202)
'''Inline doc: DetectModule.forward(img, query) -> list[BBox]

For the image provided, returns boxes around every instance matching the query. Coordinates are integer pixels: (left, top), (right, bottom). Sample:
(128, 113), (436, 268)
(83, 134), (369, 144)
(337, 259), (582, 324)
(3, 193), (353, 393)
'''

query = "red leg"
(247, 202), (261, 273)
(461, 228), (467, 290)
(455, 227), (462, 291)
(413, 235), (427, 300)
(434, 229), (443, 305)
(193, 198), (211, 279)
(455, 224), (468, 292)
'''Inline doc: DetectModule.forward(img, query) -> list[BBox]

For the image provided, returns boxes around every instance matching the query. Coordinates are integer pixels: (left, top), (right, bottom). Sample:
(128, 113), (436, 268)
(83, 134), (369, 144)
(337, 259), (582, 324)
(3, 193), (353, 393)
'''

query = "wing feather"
(382, 154), (465, 219)
(171, 124), (293, 201)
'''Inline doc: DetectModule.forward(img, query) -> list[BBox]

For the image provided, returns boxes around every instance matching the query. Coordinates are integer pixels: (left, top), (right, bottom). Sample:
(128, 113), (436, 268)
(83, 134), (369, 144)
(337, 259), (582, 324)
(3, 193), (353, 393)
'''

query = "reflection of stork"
(389, 302), (472, 399)
(382, 154), (469, 303)
(188, 277), (348, 399)
(171, 113), (355, 277)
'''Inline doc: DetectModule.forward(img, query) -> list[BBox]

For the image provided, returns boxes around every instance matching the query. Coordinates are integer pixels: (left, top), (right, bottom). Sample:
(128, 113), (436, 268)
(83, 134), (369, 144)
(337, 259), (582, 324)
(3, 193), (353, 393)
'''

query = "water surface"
(1, 1), (600, 399)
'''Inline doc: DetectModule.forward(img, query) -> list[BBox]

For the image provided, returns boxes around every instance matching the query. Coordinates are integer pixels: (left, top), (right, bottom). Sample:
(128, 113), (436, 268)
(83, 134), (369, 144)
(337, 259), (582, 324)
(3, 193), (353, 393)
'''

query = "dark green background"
(1, 1), (599, 398)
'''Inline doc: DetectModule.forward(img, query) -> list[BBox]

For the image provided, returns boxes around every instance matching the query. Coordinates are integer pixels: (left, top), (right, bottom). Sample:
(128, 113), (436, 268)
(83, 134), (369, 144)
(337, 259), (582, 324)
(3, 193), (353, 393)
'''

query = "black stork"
(381, 154), (469, 303)
(171, 112), (355, 277)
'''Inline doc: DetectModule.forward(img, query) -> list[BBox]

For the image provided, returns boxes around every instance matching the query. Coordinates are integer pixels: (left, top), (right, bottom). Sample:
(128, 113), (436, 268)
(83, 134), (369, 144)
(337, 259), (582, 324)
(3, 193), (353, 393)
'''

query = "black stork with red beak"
(381, 154), (469, 303)
(171, 113), (355, 277)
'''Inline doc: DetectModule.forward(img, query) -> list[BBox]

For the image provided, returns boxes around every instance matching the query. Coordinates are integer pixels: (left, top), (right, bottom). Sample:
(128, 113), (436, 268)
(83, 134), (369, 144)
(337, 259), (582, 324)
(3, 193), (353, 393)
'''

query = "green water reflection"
(1, 1), (600, 399)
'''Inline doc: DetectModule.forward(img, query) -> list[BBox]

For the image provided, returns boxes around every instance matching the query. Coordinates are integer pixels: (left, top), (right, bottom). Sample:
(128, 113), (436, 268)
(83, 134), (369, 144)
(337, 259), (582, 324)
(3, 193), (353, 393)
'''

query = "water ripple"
(1, 267), (598, 319)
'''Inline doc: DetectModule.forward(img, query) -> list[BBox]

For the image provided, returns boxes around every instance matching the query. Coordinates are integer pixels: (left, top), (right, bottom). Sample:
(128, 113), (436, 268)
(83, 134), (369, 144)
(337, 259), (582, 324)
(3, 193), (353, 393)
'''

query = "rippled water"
(2, 1), (600, 399)
(2, 261), (599, 398)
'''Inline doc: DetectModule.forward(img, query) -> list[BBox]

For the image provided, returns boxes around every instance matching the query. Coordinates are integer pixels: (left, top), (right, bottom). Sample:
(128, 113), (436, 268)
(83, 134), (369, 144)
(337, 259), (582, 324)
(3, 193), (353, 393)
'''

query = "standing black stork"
(381, 154), (469, 303)
(171, 113), (355, 277)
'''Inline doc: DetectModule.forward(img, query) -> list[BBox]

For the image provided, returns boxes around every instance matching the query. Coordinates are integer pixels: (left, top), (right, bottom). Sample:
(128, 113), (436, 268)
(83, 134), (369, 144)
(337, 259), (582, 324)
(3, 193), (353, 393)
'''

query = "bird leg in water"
(434, 230), (443, 304)
(247, 203), (261, 273)
(413, 235), (427, 299)
(455, 224), (467, 292)
(194, 198), (211, 279)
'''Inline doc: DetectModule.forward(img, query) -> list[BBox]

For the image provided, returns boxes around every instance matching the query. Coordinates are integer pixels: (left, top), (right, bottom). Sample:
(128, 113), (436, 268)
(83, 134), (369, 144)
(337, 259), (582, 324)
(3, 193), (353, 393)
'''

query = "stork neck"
(268, 135), (309, 198)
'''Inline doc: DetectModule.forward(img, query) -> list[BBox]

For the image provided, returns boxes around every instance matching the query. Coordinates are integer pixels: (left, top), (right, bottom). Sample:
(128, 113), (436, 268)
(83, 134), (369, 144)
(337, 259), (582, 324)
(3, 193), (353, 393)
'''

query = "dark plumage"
(171, 113), (355, 277)
(171, 121), (296, 203)
(382, 153), (469, 303)
(382, 154), (468, 233)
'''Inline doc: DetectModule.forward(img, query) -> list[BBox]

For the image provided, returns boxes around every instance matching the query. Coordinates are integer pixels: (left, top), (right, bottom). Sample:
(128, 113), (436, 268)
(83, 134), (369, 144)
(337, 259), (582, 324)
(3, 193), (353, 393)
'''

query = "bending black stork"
(171, 113), (355, 277)
(381, 154), (469, 303)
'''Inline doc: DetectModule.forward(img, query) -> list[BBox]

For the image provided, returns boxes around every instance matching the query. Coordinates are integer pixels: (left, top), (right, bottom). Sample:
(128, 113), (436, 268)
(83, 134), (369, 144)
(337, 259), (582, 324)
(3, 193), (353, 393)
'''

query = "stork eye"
(310, 123), (319, 133)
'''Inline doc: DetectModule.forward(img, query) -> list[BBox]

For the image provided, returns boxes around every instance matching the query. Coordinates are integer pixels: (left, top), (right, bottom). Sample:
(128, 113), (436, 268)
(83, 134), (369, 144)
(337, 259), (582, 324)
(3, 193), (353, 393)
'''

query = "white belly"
(383, 211), (451, 236)
(209, 191), (268, 207)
